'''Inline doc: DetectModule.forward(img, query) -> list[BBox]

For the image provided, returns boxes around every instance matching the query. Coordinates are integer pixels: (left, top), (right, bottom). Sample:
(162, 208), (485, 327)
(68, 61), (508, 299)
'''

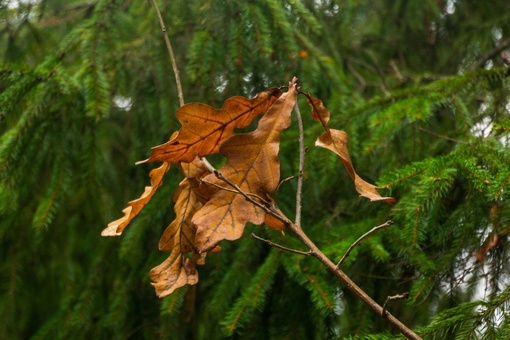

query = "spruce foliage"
(2, 0), (510, 338)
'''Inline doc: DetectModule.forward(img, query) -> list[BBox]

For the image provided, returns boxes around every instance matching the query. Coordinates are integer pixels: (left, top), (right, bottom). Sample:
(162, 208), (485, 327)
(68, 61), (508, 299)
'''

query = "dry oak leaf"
(101, 162), (171, 236)
(192, 83), (298, 252)
(151, 158), (210, 297)
(140, 87), (282, 164)
(158, 158), (209, 254)
(150, 249), (199, 298)
(307, 95), (331, 130)
(316, 129), (395, 203)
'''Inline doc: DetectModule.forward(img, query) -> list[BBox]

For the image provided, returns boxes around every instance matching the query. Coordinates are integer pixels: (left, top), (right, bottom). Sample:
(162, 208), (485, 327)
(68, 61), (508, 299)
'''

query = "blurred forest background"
(2, 0), (510, 339)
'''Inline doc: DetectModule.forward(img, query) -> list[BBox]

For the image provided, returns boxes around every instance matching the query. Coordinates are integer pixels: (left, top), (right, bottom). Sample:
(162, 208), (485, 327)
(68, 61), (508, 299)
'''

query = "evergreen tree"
(1, 0), (510, 338)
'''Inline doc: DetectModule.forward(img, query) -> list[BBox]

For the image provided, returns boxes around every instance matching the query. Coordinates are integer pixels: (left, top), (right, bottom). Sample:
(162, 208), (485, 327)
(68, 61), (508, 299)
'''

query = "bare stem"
(382, 292), (410, 317)
(200, 156), (216, 173)
(150, 0), (185, 107)
(337, 220), (394, 268)
(294, 93), (305, 226)
(251, 233), (312, 256)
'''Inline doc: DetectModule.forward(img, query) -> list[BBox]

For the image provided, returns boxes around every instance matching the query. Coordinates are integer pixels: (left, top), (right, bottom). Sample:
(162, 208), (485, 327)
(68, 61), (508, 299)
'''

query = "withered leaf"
(101, 162), (171, 236)
(141, 87), (282, 164)
(150, 251), (199, 298)
(316, 129), (395, 203)
(192, 83), (298, 252)
(158, 158), (208, 253)
(307, 95), (331, 131)
(151, 158), (209, 297)
(475, 233), (499, 263)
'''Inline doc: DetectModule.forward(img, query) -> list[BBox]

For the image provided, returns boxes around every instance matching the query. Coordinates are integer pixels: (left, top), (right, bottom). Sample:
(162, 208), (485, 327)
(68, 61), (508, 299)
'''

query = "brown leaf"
(150, 251), (199, 298)
(151, 158), (209, 296)
(101, 162), (171, 236)
(307, 95), (330, 130)
(476, 233), (499, 263)
(263, 195), (287, 231)
(316, 129), (395, 203)
(158, 159), (208, 253)
(192, 83), (298, 252)
(140, 87), (282, 164)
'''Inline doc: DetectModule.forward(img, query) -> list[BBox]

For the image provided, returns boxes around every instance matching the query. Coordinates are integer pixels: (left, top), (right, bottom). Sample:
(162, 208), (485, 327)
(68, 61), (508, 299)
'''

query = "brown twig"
(200, 157), (217, 173)
(251, 233), (312, 256)
(277, 176), (295, 191)
(337, 220), (394, 268)
(382, 292), (410, 317)
(150, 0), (185, 107)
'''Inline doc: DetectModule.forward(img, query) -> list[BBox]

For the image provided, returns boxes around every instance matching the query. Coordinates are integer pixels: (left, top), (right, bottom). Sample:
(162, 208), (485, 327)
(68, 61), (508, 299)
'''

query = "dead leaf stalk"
(337, 220), (394, 268)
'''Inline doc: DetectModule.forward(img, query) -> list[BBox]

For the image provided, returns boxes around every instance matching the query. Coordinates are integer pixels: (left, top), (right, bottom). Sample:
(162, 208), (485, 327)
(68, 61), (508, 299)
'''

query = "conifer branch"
(150, 0), (185, 106)
(337, 220), (394, 268)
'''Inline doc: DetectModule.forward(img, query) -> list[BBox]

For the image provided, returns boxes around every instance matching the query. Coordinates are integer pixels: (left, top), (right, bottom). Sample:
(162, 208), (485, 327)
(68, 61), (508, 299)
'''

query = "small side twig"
(277, 176), (295, 191)
(382, 292), (409, 317)
(337, 220), (394, 268)
(251, 233), (312, 256)
(150, 0), (185, 107)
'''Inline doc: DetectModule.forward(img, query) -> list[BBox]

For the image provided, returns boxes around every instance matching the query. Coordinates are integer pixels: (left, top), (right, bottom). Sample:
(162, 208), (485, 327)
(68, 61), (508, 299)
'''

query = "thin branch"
(277, 176), (294, 191)
(150, 0), (185, 106)
(200, 156), (216, 173)
(293, 84), (305, 227)
(337, 220), (394, 268)
(417, 127), (469, 145)
(251, 233), (312, 256)
(470, 36), (510, 71)
(382, 292), (410, 317)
